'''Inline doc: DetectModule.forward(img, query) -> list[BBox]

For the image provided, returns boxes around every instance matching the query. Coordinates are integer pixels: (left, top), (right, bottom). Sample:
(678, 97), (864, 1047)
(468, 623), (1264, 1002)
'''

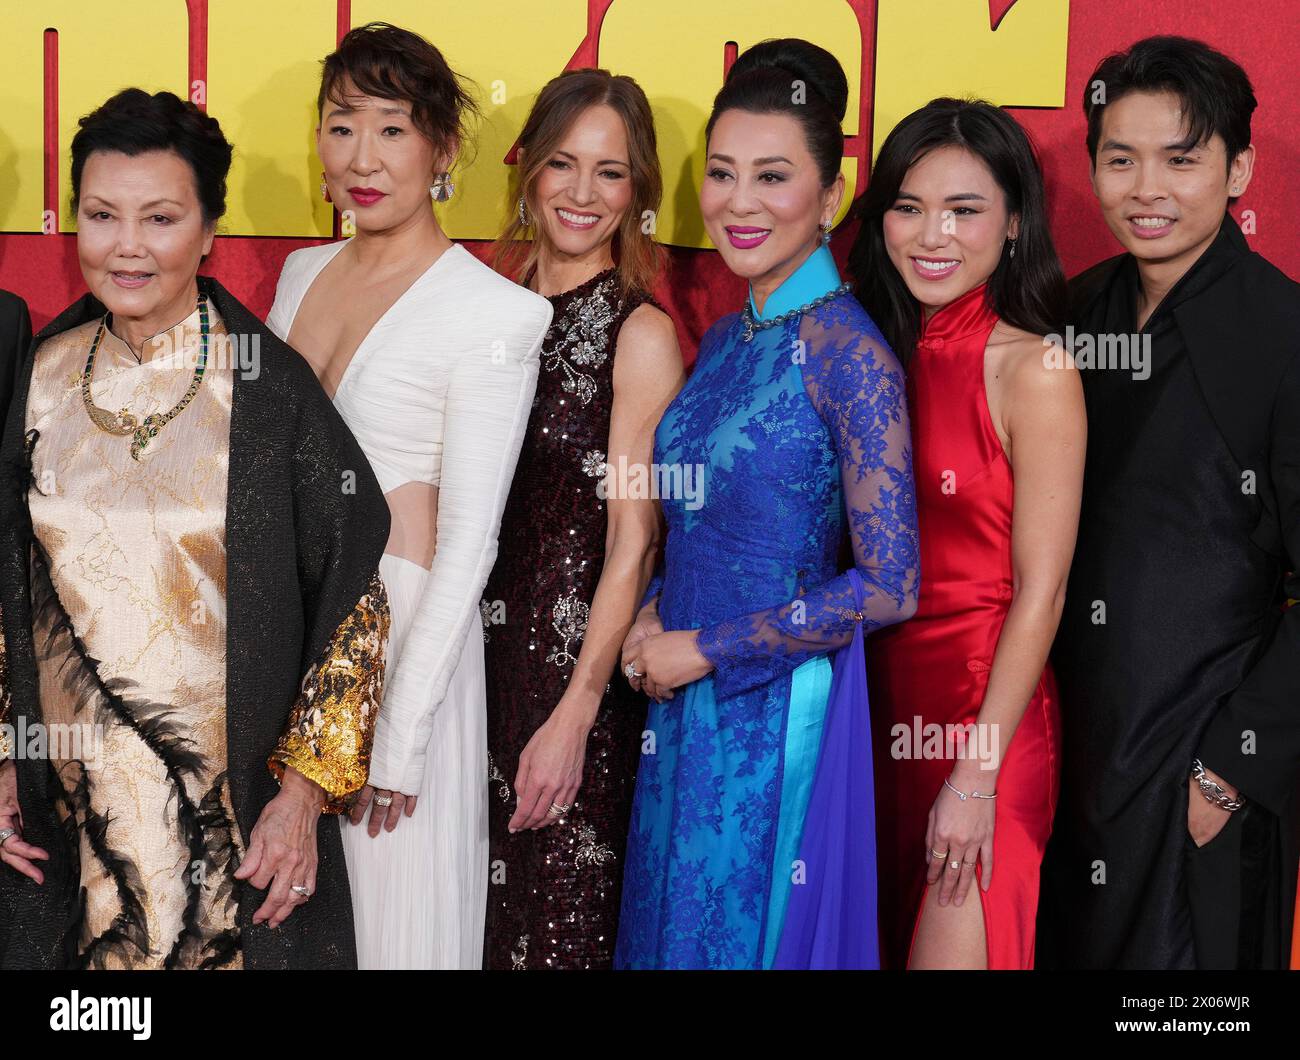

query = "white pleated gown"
(342, 553), (487, 968)
(268, 240), (551, 968)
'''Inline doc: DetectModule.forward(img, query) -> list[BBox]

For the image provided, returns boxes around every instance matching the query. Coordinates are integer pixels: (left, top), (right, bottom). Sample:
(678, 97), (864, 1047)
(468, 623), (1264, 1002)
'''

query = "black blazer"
(0, 289), (31, 440)
(0, 277), (389, 968)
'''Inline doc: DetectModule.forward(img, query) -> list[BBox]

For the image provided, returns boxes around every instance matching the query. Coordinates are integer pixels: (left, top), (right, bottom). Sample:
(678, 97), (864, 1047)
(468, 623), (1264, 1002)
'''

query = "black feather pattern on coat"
(0, 277), (390, 968)
(27, 511), (211, 968)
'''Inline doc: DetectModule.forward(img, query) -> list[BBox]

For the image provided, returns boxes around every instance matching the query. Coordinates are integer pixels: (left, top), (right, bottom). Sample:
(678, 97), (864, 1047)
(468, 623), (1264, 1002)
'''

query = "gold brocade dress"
(0, 285), (390, 971)
(25, 303), (243, 969)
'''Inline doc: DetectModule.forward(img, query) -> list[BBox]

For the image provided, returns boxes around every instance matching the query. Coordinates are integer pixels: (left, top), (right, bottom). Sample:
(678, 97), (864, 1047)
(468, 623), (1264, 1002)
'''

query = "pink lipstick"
(726, 225), (771, 249)
(909, 256), (960, 281)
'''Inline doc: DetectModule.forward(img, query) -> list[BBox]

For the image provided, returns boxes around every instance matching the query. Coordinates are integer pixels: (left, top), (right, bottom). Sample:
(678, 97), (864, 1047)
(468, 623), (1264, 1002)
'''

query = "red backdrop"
(2, 0), (1297, 364)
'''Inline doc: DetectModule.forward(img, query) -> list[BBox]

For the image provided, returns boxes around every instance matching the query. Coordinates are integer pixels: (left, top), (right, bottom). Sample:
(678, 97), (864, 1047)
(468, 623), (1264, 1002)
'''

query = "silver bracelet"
(1191, 758), (1243, 812)
(943, 775), (997, 801)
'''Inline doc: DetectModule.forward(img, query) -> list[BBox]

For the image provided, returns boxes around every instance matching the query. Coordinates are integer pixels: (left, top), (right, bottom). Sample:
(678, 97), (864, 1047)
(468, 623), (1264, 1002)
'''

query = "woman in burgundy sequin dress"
(482, 70), (683, 969)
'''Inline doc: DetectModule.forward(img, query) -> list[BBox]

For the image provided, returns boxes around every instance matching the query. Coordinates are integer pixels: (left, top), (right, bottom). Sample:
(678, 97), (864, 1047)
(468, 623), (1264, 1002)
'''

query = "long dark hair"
(847, 98), (1066, 364)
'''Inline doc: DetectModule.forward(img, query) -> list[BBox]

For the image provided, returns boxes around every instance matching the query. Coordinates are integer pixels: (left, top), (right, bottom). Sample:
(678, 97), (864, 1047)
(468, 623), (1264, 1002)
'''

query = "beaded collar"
(739, 243), (848, 342)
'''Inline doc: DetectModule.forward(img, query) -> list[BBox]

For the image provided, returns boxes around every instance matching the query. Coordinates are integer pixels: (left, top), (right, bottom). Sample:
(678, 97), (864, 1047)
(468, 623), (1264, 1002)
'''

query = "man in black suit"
(0, 289), (30, 431)
(1040, 36), (1300, 969)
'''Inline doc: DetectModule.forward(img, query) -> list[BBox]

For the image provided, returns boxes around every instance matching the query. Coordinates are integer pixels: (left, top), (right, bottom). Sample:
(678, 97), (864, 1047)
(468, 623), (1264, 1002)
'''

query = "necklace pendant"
(84, 292), (210, 455)
(130, 414), (162, 461)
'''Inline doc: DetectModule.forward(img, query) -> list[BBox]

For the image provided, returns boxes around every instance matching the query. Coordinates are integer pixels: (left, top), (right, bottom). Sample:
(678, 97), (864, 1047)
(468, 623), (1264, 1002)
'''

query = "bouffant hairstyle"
(705, 38), (849, 189)
(70, 88), (233, 225)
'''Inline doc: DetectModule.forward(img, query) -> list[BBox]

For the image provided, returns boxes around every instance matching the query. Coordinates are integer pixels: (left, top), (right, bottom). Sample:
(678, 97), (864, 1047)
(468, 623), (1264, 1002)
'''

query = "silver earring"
(430, 172), (455, 202)
(1008, 237), (1018, 260)
(820, 222), (832, 246)
(518, 194), (530, 228)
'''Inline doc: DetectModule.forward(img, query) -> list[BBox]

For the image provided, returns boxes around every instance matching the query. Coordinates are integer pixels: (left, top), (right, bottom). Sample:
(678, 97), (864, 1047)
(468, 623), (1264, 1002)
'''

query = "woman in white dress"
(267, 22), (552, 968)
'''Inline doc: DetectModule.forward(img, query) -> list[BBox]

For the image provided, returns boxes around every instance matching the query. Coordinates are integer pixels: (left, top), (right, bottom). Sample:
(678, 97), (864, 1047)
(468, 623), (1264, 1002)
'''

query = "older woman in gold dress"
(0, 88), (390, 970)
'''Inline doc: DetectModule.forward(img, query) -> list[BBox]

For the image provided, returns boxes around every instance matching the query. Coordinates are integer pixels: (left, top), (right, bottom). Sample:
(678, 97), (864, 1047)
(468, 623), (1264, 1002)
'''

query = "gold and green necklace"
(81, 294), (210, 460)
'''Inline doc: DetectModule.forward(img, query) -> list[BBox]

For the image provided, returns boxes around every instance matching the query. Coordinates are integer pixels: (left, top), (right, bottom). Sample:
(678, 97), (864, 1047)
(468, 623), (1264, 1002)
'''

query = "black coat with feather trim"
(0, 275), (389, 969)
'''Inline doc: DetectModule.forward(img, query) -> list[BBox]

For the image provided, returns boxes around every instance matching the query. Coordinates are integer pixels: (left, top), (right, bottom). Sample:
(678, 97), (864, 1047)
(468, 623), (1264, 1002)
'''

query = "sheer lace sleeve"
(696, 308), (919, 700)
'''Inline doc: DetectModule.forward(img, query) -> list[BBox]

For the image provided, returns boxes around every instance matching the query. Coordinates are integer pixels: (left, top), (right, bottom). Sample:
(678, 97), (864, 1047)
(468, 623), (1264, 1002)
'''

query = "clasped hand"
(621, 619), (713, 702)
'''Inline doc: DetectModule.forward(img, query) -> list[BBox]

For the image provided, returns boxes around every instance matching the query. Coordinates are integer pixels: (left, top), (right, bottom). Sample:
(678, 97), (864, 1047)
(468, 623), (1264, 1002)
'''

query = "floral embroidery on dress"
(581, 449), (607, 479)
(573, 821), (615, 869)
(479, 598), (495, 644)
(487, 750), (511, 802)
(511, 934), (529, 970)
(615, 291), (919, 968)
(545, 590), (589, 668)
(543, 274), (621, 406)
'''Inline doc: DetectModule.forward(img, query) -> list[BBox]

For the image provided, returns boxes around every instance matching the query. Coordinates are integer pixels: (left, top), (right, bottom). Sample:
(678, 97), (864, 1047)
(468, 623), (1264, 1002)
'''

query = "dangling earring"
(518, 194), (530, 228)
(320, 172), (332, 204)
(1008, 236), (1018, 260)
(820, 221), (832, 246)
(430, 172), (455, 202)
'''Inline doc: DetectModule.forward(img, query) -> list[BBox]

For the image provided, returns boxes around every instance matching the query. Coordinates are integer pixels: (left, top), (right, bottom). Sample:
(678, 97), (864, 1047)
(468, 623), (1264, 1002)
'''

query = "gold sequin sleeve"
(268, 571), (389, 813)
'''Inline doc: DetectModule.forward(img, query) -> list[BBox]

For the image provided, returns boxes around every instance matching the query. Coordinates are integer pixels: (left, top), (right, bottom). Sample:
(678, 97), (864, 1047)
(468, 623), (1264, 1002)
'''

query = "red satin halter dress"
(867, 282), (1061, 969)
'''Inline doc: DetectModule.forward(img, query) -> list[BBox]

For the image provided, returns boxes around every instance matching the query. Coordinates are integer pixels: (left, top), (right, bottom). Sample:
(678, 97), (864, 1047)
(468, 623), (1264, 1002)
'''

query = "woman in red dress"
(849, 99), (1085, 969)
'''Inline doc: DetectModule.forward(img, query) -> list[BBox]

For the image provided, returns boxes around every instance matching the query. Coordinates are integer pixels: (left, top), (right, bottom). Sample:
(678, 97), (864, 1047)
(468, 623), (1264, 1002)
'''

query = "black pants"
(1184, 801), (1280, 969)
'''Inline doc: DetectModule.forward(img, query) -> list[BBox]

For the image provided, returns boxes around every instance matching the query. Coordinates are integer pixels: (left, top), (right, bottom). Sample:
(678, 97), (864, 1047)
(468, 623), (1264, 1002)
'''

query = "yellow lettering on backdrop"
(0, 3), (1070, 242)
(350, 1), (589, 240)
(873, 0), (1068, 157)
(208, 0), (337, 237)
(600, 0), (862, 249)
(0, 1), (186, 233)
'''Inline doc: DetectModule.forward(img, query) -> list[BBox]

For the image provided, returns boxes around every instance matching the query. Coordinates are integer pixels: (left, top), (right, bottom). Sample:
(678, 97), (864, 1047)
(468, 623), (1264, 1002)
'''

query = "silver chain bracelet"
(1191, 758), (1244, 812)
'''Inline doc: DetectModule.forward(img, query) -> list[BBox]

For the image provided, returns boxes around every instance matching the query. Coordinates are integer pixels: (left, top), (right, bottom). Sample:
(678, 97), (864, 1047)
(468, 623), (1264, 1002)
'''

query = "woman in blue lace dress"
(614, 40), (919, 969)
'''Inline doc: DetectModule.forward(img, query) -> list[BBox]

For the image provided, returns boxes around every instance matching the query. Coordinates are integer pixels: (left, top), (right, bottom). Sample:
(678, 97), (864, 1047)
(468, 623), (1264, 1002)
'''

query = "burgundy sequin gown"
(483, 268), (656, 970)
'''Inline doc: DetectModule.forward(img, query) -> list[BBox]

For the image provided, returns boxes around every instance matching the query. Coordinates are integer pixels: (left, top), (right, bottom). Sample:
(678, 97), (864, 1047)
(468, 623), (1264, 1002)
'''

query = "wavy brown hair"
(494, 69), (664, 298)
